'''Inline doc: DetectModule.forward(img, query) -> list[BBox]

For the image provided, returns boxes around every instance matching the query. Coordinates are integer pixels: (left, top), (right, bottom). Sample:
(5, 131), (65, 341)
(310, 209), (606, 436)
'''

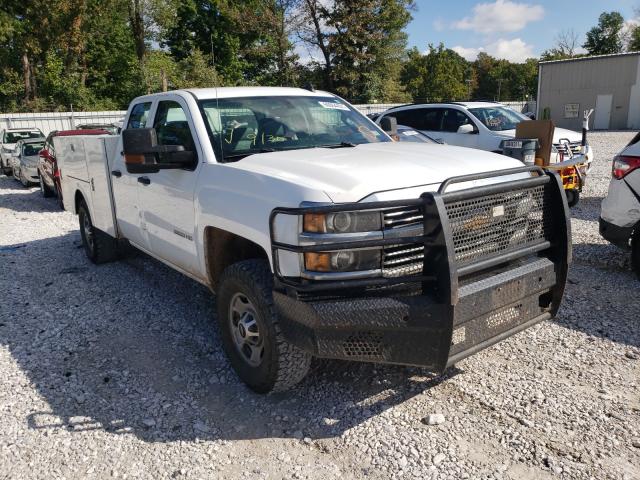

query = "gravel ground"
(0, 131), (639, 480)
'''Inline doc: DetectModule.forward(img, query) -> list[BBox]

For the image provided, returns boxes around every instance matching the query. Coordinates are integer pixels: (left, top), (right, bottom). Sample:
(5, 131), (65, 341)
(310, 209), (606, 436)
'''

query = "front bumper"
(275, 257), (557, 369)
(270, 167), (571, 372)
(21, 165), (39, 182)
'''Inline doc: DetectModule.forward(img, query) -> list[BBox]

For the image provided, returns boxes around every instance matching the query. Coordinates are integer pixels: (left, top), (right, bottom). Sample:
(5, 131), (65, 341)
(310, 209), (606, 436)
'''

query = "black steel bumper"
(599, 217), (633, 250)
(270, 167), (571, 372)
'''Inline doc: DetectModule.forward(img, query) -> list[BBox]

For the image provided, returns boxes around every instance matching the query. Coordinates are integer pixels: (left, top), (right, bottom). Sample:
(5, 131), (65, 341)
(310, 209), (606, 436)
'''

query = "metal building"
(537, 52), (640, 130)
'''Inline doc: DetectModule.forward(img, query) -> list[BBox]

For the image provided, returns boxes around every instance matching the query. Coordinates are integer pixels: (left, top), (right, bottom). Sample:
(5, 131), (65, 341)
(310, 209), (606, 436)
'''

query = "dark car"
(38, 128), (109, 207)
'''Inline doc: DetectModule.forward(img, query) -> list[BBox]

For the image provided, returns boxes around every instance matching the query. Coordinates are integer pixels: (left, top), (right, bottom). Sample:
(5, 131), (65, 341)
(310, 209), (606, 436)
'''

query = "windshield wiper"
(317, 142), (357, 149)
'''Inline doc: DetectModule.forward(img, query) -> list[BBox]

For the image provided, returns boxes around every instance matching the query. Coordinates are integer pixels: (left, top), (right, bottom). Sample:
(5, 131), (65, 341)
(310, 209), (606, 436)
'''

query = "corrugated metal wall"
(538, 53), (640, 130)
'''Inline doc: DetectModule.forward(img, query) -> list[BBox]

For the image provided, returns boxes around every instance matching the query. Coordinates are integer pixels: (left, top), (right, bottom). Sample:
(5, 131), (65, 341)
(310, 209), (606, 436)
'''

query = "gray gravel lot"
(0, 131), (639, 480)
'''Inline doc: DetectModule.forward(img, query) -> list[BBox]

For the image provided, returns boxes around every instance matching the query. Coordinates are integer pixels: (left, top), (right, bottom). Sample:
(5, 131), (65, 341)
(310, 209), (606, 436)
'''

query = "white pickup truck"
(56, 87), (571, 393)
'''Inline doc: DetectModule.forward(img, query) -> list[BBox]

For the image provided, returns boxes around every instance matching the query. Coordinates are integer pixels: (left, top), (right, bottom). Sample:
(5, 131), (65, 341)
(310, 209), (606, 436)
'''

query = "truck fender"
(203, 226), (269, 291)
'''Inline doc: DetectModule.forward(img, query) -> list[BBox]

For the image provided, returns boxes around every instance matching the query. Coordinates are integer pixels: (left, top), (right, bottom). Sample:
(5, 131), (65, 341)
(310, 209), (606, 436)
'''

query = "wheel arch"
(203, 226), (270, 291)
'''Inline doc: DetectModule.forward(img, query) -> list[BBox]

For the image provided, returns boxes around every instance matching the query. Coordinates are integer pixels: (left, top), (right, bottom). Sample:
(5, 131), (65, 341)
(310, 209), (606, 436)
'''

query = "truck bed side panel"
(85, 136), (118, 236)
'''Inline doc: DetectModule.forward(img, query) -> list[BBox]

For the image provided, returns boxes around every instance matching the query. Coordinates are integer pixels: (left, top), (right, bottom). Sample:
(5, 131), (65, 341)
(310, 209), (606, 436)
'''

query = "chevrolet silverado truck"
(56, 87), (571, 393)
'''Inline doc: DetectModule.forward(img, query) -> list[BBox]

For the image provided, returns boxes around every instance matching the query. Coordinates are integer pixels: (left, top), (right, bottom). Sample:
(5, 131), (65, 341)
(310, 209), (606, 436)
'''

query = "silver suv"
(600, 132), (640, 278)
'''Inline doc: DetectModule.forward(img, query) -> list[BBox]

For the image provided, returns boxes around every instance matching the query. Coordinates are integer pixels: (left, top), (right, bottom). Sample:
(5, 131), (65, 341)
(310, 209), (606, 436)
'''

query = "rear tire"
(632, 227), (640, 280)
(40, 174), (54, 197)
(78, 199), (119, 264)
(217, 259), (311, 393)
(566, 190), (580, 208)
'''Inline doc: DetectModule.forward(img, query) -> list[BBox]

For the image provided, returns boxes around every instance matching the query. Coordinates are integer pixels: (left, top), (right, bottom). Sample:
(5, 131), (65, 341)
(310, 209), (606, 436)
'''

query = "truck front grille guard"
(269, 166), (571, 311)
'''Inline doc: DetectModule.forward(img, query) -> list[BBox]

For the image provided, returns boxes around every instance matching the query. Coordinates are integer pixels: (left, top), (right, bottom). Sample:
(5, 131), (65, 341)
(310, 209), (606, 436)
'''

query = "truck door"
(137, 98), (201, 276)
(111, 101), (152, 249)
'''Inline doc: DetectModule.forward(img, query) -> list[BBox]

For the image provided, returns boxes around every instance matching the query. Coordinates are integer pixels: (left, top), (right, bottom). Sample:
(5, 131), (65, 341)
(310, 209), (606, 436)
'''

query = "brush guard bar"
(269, 166), (571, 371)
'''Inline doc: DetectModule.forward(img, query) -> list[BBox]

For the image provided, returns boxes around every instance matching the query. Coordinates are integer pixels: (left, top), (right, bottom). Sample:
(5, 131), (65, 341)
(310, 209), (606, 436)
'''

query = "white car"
(376, 102), (594, 171)
(10, 138), (46, 186)
(600, 133), (640, 278)
(55, 87), (571, 393)
(1, 128), (44, 175)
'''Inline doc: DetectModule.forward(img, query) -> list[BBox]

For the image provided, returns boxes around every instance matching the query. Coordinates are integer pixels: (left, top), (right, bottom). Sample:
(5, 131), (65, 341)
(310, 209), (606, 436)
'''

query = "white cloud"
(453, 0), (544, 34)
(488, 38), (535, 62)
(453, 38), (535, 63)
(452, 45), (485, 61)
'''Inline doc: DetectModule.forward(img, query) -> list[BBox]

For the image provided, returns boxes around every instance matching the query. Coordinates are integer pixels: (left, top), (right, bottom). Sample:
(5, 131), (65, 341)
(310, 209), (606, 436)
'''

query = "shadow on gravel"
(0, 178), (60, 213)
(0, 232), (462, 445)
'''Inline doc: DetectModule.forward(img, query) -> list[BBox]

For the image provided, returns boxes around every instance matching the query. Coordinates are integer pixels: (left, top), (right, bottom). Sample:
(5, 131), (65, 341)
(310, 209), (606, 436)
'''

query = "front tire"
(217, 259), (311, 393)
(78, 200), (118, 264)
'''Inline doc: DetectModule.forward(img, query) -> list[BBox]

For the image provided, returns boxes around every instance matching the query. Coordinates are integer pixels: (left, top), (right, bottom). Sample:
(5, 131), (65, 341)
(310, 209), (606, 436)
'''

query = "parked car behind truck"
(1, 128), (44, 176)
(9, 138), (45, 186)
(56, 87), (571, 393)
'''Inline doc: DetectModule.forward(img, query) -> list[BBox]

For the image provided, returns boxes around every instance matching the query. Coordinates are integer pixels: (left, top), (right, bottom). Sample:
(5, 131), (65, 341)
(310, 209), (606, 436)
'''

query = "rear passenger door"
(111, 101), (152, 249)
(137, 97), (202, 275)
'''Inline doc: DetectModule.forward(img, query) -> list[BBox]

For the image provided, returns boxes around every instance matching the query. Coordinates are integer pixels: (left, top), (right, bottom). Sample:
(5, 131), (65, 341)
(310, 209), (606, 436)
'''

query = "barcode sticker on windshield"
(318, 101), (349, 111)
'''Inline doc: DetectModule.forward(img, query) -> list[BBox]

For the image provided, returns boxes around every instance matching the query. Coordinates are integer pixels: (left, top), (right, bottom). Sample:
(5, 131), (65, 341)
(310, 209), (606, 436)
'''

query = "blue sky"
(405, 0), (639, 62)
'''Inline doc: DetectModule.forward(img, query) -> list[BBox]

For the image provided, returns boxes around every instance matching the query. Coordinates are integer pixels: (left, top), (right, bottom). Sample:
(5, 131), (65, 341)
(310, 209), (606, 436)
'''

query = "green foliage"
(326, 0), (414, 103)
(629, 26), (640, 52)
(583, 11), (625, 55)
(401, 44), (468, 102)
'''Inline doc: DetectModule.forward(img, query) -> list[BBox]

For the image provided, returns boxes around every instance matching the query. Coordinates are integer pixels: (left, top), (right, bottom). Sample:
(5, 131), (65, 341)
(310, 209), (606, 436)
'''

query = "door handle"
(111, 170), (122, 178)
(137, 176), (151, 185)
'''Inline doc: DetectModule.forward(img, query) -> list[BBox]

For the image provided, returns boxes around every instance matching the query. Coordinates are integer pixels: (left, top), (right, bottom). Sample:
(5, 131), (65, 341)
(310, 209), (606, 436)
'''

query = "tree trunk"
(22, 52), (32, 102)
(129, 0), (146, 63)
(161, 69), (168, 92)
(305, 0), (333, 90)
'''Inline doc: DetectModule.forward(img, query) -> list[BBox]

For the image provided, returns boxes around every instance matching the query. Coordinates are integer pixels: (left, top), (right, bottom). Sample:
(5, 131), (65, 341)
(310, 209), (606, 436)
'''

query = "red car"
(38, 129), (109, 207)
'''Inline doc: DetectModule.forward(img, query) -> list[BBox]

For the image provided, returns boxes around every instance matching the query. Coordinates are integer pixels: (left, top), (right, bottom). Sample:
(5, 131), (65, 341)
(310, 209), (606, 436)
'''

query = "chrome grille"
(382, 243), (424, 278)
(383, 206), (423, 229)
(382, 208), (424, 277)
(444, 185), (550, 266)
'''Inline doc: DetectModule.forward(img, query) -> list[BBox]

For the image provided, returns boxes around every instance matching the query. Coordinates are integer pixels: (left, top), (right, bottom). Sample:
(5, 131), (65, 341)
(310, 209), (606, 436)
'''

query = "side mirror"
(122, 128), (195, 174)
(457, 124), (476, 134)
(380, 116), (398, 137)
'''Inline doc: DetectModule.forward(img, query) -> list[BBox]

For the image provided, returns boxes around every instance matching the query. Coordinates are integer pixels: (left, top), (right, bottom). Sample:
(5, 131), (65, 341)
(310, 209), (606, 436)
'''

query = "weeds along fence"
(0, 101), (536, 136)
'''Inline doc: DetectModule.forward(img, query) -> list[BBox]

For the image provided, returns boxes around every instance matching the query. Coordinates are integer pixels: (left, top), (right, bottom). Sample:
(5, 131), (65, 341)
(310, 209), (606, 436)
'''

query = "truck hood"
(228, 143), (525, 203)
(497, 127), (582, 144)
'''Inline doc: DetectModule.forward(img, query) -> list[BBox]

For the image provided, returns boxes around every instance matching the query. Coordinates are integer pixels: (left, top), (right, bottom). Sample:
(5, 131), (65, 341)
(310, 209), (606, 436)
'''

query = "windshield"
(22, 142), (44, 156)
(4, 130), (42, 143)
(199, 96), (390, 161)
(468, 106), (529, 132)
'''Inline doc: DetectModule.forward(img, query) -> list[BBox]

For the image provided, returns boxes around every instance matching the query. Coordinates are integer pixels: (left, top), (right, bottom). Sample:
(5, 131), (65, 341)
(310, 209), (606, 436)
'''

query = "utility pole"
(497, 78), (504, 102)
(465, 79), (472, 100)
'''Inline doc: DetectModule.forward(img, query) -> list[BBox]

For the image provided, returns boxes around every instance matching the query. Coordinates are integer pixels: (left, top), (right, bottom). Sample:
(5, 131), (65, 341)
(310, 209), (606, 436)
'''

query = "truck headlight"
(304, 249), (381, 272)
(303, 211), (382, 233)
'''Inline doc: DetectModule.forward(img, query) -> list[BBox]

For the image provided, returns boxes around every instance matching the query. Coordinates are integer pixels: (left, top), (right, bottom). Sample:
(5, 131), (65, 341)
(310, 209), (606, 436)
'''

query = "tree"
(401, 44), (468, 102)
(541, 29), (580, 60)
(325, 0), (414, 102)
(583, 11), (624, 55)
